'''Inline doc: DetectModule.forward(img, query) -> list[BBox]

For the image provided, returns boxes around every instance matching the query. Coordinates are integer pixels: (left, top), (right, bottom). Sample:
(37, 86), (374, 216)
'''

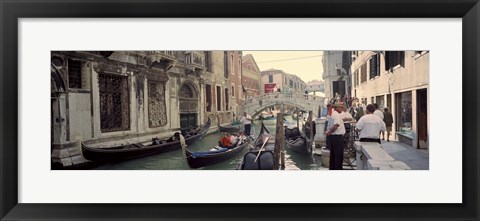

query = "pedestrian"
(373, 103), (384, 120)
(355, 104), (386, 144)
(324, 104), (333, 150)
(341, 103), (354, 141)
(354, 106), (364, 122)
(341, 103), (354, 124)
(240, 112), (252, 136)
(382, 107), (394, 141)
(325, 102), (346, 170)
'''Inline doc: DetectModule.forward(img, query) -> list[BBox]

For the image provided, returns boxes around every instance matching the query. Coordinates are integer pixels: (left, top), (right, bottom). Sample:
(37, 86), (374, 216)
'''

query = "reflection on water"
(95, 116), (324, 170)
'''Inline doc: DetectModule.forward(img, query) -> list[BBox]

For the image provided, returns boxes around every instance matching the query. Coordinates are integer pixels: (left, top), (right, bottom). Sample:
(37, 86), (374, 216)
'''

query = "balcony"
(145, 51), (177, 70)
(185, 51), (206, 76)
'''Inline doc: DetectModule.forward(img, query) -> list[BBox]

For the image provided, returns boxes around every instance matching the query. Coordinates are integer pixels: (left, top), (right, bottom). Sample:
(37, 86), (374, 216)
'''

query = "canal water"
(95, 116), (324, 170)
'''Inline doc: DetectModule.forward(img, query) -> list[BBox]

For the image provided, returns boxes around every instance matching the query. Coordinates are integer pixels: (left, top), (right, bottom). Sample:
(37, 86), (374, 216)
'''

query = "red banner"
(264, 83), (276, 93)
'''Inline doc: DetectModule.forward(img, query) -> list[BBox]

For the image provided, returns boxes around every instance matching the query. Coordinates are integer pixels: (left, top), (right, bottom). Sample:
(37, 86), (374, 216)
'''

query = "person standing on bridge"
(240, 112), (252, 136)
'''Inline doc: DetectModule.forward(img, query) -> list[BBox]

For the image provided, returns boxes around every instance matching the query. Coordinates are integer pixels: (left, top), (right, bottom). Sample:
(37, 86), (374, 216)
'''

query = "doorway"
(179, 82), (199, 129)
(417, 89), (428, 149)
(332, 81), (346, 98)
(180, 113), (198, 130)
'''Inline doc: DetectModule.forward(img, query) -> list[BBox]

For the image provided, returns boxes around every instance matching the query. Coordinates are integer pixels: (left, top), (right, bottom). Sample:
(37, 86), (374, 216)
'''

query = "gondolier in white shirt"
(240, 112), (252, 136)
(325, 102), (346, 170)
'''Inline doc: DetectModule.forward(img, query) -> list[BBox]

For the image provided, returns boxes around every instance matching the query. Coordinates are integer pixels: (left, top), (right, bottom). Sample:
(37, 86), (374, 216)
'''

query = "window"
(231, 85), (235, 97)
(269, 75), (273, 83)
(148, 81), (167, 128)
(230, 54), (234, 75)
(369, 54), (380, 79)
(225, 88), (229, 111)
(216, 86), (222, 111)
(396, 91), (413, 137)
(224, 52), (229, 79)
(204, 51), (212, 72)
(360, 63), (367, 83)
(385, 51), (405, 71)
(68, 59), (83, 89)
(375, 95), (384, 108)
(206, 84), (212, 112)
(99, 73), (130, 132)
(238, 57), (242, 75)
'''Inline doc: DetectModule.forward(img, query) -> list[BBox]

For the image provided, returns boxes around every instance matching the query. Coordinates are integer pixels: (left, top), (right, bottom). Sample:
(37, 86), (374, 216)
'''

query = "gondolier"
(240, 112), (252, 136)
(325, 102), (346, 170)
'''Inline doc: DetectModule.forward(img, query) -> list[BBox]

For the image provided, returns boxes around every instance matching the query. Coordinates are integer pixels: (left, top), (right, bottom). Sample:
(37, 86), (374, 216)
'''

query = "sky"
(243, 51), (324, 83)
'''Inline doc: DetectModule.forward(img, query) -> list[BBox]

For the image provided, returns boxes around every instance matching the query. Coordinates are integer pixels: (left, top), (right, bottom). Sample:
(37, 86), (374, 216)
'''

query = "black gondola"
(217, 116), (240, 133)
(81, 118), (211, 162)
(260, 114), (275, 120)
(237, 121), (278, 170)
(181, 134), (251, 169)
(284, 126), (310, 154)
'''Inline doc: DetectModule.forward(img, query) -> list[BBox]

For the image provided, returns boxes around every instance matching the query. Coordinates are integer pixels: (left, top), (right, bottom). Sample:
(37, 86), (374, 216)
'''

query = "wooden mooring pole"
(273, 112), (285, 170)
(309, 111), (314, 152)
(296, 106), (299, 128)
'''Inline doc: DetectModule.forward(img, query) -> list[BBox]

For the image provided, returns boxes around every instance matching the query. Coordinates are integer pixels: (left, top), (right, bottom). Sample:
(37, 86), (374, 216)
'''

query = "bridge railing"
(242, 92), (324, 106)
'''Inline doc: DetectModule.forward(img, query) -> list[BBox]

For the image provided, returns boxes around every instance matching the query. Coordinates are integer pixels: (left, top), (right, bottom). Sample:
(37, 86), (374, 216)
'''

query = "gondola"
(181, 134), (251, 169)
(237, 121), (278, 170)
(217, 116), (241, 133)
(260, 114), (275, 120)
(284, 126), (310, 154)
(81, 118), (211, 162)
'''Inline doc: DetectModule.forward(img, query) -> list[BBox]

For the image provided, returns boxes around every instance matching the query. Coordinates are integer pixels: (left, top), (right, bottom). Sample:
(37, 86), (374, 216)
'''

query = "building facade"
(351, 51), (429, 149)
(260, 69), (306, 94)
(225, 51), (243, 120)
(51, 51), (233, 168)
(241, 54), (261, 99)
(322, 51), (353, 99)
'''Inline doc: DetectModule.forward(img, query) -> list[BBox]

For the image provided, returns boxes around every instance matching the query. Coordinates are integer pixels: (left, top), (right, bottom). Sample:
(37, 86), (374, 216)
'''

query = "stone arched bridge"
(241, 92), (325, 118)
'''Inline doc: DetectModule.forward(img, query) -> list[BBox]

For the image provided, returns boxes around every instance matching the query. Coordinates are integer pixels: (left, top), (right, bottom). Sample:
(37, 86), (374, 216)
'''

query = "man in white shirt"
(355, 104), (386, 144)
(325, 102), (346, 170)
(240, 112), (252, 136)
(373, 103), (384, 120)
(341, 105), (354, 123)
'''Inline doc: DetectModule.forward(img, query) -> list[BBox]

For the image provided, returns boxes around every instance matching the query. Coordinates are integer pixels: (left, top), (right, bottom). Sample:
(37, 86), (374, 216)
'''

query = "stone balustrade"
(241, 92), (324, 118)
(354, 141), (410, 170)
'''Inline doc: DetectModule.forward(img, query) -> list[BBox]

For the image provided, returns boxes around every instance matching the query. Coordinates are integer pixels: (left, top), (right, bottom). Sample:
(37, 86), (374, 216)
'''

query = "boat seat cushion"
(242, 151), (274, 170)
(191, 148), (228, 158)
(285, 128), (301, 139)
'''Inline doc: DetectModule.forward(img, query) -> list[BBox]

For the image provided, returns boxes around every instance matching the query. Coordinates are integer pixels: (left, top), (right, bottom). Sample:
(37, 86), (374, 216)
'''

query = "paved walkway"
(380, 140), (429, 170)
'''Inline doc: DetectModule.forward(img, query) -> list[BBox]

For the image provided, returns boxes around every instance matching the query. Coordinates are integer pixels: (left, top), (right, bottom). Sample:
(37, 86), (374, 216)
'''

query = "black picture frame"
(1, 0), (479, 220)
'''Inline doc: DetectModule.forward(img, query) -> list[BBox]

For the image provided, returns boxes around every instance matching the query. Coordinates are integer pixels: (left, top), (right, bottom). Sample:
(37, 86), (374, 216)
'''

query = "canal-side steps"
(354, 141), (410, 170)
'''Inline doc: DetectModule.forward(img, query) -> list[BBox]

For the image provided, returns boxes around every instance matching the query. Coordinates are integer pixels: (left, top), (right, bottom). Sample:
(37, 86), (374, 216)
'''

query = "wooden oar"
(253, 137), (269, 163)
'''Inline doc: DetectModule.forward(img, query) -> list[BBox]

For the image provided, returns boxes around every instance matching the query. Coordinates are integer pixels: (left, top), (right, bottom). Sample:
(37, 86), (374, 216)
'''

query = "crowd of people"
(324, 93), (395, 170)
